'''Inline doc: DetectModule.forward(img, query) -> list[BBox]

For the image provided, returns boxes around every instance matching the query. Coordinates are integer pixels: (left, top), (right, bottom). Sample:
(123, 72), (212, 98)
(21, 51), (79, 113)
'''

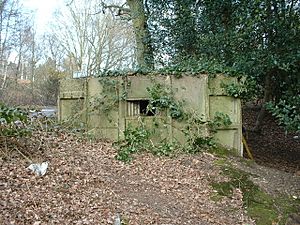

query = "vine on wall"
(81, 76), (234, 162)
(113, 79), (233, 162)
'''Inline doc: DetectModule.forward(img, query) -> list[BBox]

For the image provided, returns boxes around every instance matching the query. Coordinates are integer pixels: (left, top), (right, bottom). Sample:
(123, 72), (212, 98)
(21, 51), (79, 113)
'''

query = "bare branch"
(101, 1), (130, 15)
(66, 0), (75, 7)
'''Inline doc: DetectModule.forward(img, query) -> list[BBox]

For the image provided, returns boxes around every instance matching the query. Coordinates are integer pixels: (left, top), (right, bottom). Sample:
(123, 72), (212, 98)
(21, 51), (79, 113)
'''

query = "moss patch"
(207, 144), (241, 158)
(211, 162), (300, 225)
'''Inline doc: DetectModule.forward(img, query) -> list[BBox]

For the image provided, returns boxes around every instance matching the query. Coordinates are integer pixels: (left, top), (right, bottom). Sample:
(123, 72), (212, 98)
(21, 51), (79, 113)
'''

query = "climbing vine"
(221, 78), (258, 101)
(183, 111), (232, 154)
(85, 75), (234, 162)
(146, 82), (184, 119)
(89, 78), (129, 115)
(115, 111), (232, 162)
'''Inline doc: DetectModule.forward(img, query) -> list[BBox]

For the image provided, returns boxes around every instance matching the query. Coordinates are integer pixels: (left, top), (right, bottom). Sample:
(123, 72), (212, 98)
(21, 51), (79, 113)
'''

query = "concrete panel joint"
(58, 74), (243, 155)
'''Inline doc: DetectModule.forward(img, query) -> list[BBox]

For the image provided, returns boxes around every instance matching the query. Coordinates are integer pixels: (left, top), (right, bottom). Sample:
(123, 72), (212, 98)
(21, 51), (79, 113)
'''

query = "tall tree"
(126, 0), (154, 69)
(0, 0), (21, 91)
(53, 0), (135, 76)
(147, 0), (300, 132)
(99, 0), (154, 69)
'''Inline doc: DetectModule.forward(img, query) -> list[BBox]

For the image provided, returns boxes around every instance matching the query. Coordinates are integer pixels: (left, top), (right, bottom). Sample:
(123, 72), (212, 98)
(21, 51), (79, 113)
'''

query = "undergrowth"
(114, 111), (232, 162)
(0, 104), (29, 137)
(114, 120), (181, 162)
(112, 79), (234, 162)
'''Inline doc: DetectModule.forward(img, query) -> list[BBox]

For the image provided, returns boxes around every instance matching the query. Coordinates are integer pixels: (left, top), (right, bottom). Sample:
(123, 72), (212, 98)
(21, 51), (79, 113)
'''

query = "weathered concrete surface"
(208, 75), (242, 155)
(58, 74), (243, 155)
(58, 79), (86, 122)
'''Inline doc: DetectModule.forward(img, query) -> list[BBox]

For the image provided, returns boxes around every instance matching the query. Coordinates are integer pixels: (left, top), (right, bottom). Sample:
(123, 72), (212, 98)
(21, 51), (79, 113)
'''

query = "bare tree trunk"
(253, 0), (275, 133)
(253, 71), (273, 132)
(0, 61), (8, 90)
(30, 30), (36, 104)
(126, 0), (154, 70)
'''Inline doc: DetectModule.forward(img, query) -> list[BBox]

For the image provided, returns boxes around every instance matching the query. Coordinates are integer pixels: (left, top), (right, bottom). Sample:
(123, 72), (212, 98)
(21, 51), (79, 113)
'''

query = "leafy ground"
(0, 106), (300, 225)
(1, 131), (255, 225)
(243, 105), (300, 174)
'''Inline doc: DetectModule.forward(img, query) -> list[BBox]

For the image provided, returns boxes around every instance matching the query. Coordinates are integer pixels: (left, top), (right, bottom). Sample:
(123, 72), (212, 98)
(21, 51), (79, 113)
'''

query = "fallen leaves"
(1, 133), (255, 224)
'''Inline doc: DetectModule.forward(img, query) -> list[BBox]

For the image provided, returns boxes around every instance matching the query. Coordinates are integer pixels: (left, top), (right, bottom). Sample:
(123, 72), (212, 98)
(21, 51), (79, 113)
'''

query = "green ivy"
(114, 120), (180, 162)
(115, 123), (152, 162)
(209, 112), (233, 132)
(90, 78), (128, 115)
(94, 76), (234, 162)
(0, 104), (29, 137)
(266, 95), (300, 132)
(183, 112), (232, 153)
(146, 82), (184, 119)
(115, 111), (233, 162)
(221, 78), (257, 100)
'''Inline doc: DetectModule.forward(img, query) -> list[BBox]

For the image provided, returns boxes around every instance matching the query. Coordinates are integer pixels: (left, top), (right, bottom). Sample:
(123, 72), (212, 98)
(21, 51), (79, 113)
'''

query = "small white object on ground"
(114, 213), (121, 225)
(28, 162), (49, 176)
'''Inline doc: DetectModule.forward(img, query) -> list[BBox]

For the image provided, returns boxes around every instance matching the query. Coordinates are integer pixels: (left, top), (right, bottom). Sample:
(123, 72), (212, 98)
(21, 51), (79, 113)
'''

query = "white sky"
(21, 0), (66, 35)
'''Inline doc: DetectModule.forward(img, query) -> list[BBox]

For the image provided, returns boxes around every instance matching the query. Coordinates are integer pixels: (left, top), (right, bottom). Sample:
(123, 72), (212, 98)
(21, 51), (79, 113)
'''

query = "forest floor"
(243, 105), (300, 174)
(0, 107), (299, 225)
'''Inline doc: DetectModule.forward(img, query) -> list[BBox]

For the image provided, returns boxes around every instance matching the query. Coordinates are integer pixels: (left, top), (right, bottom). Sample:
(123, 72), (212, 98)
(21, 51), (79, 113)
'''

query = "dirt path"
(232, 158), (300, 198)
(1, 135), (254, 225)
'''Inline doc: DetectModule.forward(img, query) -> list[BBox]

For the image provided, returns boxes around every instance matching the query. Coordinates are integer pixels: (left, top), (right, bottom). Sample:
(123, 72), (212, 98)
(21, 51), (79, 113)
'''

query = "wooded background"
(0, 0), (299, 133)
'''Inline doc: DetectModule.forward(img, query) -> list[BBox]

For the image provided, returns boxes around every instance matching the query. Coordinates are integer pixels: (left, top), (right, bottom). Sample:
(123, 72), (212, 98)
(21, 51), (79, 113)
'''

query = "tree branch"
(101, 2), (131, 15)
(66, 0), (75, 7)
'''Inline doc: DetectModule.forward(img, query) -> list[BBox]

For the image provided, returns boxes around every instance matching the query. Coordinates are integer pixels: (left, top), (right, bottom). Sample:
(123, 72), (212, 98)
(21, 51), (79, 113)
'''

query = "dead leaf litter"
(1, 134), (255, 224)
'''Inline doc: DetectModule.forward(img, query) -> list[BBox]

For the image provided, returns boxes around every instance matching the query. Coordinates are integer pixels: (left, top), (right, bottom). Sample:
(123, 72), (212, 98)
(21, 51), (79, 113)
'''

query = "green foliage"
(186, 136), (216, 153)
(95, 76), (235, 161)
(221, 78), (257, 100)
(0, 104), (29, 137)
(209, 112), (232, 132)
(95, 59), (242, 78)
(184, 111), (232, 153)
(266, 95), (300, 132)
(154, 57), (242, 77)
(115, 120), (179, 162)
(115, 123), (151, 162)
(146, 82), (184, 119)
(183, 112), (213, 152)
(148, 0), (300, 128)
(115, 108), (233, 162)
(0, 104), (27, 124)
(152, 140), (180, 156)
(91, 78), (128, 114)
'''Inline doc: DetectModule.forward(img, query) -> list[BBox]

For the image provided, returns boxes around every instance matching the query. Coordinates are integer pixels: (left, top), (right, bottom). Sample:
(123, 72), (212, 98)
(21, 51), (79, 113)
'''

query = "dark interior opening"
(139, 100), (155, 116)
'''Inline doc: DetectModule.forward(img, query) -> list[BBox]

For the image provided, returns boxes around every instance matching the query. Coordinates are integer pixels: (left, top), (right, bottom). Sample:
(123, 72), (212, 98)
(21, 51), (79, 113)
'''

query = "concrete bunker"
(58, 74), (243, 155)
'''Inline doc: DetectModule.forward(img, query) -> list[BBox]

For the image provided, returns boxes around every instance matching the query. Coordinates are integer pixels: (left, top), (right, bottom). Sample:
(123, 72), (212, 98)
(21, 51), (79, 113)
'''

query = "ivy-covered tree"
(66, 0), (300, 132)
(148, 0), (300, 133)
(100, 0), (154, 70)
